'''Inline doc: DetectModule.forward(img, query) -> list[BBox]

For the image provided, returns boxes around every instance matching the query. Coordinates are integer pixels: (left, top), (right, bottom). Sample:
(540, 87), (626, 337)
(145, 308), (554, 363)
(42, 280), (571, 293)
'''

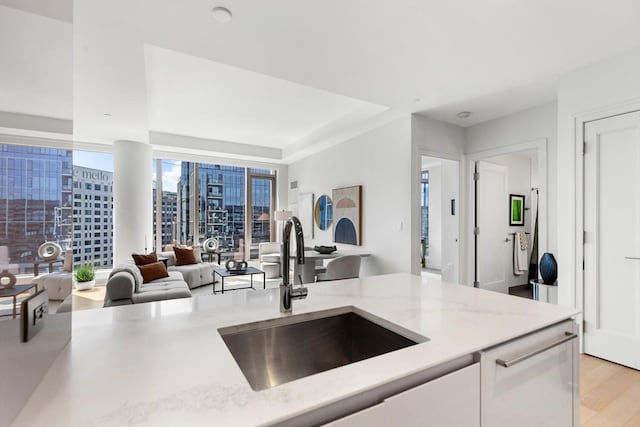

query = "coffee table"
(0, 283), (38, 319)
(213, 267), (266, 294)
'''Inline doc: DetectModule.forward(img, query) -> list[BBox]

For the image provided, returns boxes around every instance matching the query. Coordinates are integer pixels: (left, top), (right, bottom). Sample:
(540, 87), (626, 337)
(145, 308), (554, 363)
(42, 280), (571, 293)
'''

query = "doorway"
(420, 156), (459, 283)
(583, 110), (640, 369)
(468, 140), (547, 294)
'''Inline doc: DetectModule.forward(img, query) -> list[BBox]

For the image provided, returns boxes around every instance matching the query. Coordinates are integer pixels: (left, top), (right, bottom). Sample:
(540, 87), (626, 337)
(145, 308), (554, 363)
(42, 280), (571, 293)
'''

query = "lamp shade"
(274, 209), (292, 221)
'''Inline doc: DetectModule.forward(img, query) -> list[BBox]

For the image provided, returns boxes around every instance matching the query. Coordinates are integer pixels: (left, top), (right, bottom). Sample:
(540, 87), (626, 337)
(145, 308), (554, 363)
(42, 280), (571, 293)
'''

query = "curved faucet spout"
(280, 216), (307, 313)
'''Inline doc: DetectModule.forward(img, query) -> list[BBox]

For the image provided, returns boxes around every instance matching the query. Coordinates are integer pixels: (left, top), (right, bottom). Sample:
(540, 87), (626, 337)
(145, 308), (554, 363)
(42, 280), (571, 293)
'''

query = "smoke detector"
(212, 6), (232, 23)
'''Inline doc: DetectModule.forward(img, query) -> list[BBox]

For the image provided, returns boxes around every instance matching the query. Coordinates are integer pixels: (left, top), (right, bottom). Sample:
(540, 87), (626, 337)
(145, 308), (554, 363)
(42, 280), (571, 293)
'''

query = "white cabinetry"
(324, 363), (479, 427)
(481, 320), (578, 427)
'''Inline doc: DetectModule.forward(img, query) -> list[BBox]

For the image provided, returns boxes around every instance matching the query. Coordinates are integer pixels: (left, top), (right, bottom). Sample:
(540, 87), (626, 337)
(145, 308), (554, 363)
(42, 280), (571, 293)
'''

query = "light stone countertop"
(12, 273), (578, 427)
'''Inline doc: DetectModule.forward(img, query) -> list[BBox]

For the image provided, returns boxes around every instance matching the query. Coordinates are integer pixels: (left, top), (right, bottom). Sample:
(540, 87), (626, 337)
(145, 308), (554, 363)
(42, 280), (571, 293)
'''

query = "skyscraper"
(72, 166), (114, 267)
(153, 189), (177, 248)
(0, 144), (72, 274)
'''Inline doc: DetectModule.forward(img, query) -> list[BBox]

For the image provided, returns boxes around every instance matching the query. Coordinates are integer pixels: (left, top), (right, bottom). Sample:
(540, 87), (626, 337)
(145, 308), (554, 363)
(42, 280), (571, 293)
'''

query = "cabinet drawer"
(384, 362), (480, 427)
(323, 363), (480, 427)
(481, 320), (578, 427)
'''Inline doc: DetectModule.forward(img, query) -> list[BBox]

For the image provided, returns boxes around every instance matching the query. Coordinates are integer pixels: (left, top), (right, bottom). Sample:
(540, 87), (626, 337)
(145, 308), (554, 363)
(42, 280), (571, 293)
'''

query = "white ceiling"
(145, 46), (387, 148)
(3, 0), (640, 160)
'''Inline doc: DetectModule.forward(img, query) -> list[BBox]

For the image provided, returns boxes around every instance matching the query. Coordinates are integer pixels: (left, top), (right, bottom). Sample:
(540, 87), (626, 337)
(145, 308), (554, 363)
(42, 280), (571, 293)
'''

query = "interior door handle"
(624, 257), (640, 260)
(496, 332), (577, 368)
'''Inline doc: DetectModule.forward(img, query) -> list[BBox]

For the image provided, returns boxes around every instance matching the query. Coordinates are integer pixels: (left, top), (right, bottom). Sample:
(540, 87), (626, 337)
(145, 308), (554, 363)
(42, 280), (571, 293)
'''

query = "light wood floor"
(580, 354), (640, 426)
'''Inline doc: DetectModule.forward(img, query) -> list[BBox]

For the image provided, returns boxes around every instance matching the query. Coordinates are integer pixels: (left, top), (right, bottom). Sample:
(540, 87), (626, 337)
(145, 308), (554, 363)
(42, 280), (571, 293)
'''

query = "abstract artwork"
(509, 194), (525, 226)
(332, 185), (362, 245)
(297, 193), (314, 239)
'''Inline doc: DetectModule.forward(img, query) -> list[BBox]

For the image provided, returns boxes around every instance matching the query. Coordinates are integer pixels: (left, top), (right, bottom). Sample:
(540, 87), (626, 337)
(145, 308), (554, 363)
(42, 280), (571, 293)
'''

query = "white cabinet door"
(481, 320), (578, 427)
(384, 363), (479, 427)
(322, 403), (387, 427)
(324, 363), (480, 427)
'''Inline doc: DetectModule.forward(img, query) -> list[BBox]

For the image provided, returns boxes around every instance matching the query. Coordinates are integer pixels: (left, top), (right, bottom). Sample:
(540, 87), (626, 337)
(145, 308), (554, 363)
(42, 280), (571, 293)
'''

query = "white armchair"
(259, 242), (282, 279)
(31, 251), (73, 301)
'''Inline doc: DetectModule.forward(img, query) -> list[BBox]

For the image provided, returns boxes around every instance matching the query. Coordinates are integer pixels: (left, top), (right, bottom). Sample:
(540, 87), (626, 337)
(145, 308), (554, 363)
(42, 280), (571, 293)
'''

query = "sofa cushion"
(168, 263), (216, 289)
(174, 246), (197, 266)
(132, 252), (158, 266)
(138, 261), (169, 283)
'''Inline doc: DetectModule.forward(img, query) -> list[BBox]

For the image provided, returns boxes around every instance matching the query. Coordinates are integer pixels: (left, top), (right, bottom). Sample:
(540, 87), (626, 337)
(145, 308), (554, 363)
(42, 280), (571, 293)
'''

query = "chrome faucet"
(280, 216), (307, 313)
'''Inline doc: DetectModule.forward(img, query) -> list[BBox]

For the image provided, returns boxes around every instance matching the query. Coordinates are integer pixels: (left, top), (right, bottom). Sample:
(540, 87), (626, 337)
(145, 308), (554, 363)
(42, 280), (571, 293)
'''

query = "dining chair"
(315, 255), (361, 282)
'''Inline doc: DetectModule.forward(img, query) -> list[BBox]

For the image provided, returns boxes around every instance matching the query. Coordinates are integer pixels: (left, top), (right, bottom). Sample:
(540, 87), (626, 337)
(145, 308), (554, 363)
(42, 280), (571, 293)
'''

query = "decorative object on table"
(0, 269), (17, 290)
(225, 259), (248, 272)
(202, 237), (219, 253)
(74, 264), (95, 290)
(509, 194), (525, 226)
(298, 193), (315, 238)
(313, 245), (337, 254)
(314, 195), (333, 231)
(332, 185), (362, 245)
(539, 252), (558, 285)
(38, 241), (62, 261)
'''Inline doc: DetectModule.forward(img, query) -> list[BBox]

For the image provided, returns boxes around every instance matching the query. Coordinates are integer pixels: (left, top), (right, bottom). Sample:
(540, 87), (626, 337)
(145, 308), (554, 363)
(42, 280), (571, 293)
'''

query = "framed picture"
(509, 194), (525, 226)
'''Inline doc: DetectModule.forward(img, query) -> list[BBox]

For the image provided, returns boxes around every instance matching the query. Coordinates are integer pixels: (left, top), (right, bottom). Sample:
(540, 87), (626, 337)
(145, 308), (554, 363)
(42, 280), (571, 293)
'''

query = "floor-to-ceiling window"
(0, 143), (73, 275)
(154, 158), (276, 259)
(72, 151), (114, 268)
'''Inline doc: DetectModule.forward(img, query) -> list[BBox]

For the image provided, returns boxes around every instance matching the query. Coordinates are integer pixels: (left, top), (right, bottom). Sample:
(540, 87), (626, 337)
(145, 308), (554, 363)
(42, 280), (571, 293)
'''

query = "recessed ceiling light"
(413, 98), (421, 103)
(212, 6), (232, 23)
(457, 111), (471, 119)
(103, 113), (112, 117)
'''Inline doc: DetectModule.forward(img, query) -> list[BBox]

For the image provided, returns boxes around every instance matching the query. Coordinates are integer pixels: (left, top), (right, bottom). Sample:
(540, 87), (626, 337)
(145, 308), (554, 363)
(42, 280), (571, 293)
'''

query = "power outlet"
(21, 289), (49, 342)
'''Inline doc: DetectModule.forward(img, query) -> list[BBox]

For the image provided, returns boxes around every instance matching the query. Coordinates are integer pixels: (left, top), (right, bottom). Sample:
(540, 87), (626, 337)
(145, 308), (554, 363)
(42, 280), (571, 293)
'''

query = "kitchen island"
(11, 273), (579, 427)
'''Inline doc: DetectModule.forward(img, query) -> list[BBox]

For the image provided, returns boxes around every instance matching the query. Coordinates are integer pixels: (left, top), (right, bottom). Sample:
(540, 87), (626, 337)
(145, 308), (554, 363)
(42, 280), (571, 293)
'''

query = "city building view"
(0, 144), (73, 274)
(71, 165), (114, 268)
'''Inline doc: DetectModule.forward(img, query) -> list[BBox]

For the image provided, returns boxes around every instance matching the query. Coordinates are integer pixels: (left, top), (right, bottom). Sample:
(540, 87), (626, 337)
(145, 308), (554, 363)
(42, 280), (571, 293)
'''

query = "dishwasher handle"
(496, 332), (577, 368)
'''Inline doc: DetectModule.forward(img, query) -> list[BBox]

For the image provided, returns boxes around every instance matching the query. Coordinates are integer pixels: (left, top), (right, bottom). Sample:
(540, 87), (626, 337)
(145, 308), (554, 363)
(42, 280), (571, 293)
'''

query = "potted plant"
(74, 264), (95, 290)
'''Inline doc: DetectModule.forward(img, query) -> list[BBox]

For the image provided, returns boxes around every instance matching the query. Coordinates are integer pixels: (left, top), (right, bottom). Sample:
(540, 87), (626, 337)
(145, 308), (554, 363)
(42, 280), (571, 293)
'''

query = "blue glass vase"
(539, 252), (557, 285)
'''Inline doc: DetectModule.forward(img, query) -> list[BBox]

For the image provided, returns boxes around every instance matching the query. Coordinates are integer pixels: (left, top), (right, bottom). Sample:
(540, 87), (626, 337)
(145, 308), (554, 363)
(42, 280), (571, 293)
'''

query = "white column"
(113, 140), (152, 265)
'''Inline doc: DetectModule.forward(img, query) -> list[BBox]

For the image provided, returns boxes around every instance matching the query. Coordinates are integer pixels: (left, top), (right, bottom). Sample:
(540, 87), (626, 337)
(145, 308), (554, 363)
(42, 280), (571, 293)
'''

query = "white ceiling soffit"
(144, 45), (388, 153)
(0, 6), (72, 120)
(142, 0), (640, 123)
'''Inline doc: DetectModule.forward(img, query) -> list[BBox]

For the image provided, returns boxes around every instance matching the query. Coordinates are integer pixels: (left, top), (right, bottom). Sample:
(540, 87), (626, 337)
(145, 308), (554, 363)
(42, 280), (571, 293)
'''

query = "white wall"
(440, 159), (460, 282)
(288, 115), (413, 276)
(411, 115), (465, 278)
(465, 102), (556, 252)
(425, 163), (442, 270)
(557, 46), (640, 308)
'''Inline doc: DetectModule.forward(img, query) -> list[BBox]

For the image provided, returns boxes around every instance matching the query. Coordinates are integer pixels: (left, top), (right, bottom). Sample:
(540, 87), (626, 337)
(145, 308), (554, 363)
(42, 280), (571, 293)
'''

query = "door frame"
(246, 170), (277, 259)
(574, 100), (640, 351)
(465, 139), (548, 287)
(415, 148), (462, 283)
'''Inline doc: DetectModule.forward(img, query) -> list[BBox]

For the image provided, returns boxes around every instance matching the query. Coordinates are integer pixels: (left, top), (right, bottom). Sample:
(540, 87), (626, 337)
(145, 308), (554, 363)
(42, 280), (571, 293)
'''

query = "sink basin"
(218, 306), (428, 391)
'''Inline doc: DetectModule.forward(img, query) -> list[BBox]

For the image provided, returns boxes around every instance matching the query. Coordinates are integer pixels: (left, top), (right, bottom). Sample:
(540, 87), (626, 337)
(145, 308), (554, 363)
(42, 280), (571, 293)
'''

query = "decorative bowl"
(314, 245), (337, 254)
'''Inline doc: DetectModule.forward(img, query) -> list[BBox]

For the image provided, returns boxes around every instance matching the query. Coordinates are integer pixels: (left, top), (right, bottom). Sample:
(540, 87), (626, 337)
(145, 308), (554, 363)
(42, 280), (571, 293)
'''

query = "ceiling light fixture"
(457, 111), (471, 119)
(212, 6), (233, 23)
(103, 113), (112, 117)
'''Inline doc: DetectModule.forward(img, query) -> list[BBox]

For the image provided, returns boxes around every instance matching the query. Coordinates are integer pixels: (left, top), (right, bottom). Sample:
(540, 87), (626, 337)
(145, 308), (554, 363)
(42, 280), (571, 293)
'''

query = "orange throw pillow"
(132, 252), (158, 266)
(174, 246), (198, 266)
(138, 261), (169, 283)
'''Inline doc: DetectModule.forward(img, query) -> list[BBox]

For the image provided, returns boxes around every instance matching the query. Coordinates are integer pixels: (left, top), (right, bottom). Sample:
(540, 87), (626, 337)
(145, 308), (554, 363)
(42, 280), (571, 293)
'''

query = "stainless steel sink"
(218, 306), (428, 391)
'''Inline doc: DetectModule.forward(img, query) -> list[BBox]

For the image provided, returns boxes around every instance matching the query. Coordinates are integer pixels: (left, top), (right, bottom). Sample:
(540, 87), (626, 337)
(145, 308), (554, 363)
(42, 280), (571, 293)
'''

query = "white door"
(441, 159), (460, 283)
(476, 161), (509, 293)
(584, 111), (640, 370)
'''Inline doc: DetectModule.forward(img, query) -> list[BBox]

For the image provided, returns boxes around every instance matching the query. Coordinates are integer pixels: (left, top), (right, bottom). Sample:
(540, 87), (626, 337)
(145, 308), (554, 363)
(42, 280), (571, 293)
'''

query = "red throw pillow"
(174, 246), (198, 266)
(132, 252), (158, 266)
(138, 261), (169, 283)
